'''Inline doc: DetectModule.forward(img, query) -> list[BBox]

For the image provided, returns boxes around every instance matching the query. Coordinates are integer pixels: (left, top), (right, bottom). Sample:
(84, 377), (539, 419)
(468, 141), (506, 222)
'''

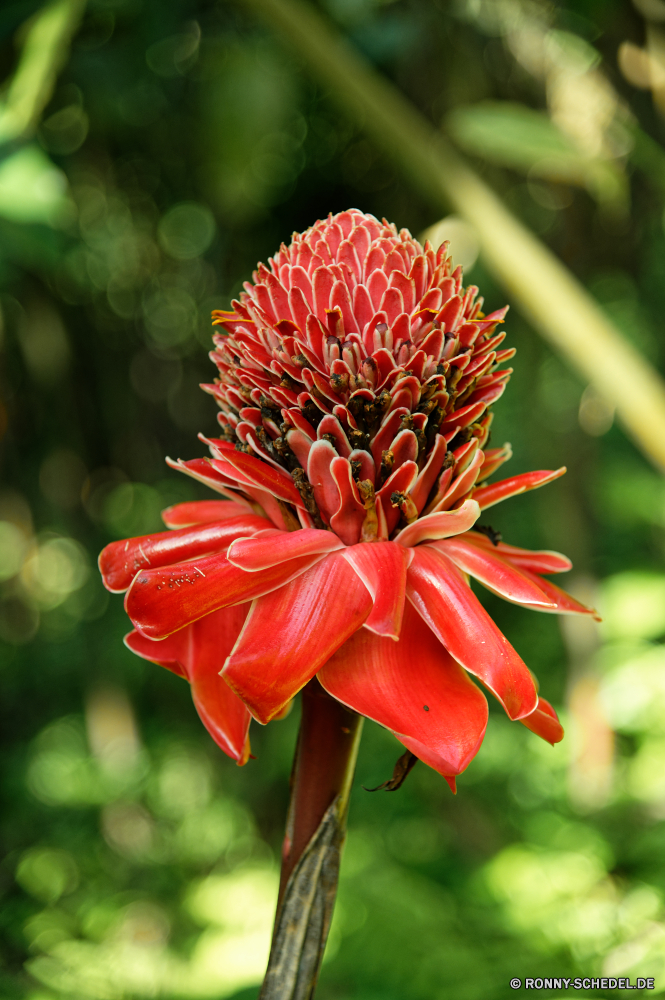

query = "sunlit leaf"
(0, 144), (71, 224)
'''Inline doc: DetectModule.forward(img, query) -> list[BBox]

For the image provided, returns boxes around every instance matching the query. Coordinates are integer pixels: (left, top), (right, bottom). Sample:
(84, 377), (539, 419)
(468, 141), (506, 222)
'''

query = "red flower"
(100, 209), (596, 790)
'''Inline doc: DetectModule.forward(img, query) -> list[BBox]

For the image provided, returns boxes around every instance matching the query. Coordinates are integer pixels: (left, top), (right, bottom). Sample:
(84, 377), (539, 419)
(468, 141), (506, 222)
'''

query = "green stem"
(260, 679), (363, 1000)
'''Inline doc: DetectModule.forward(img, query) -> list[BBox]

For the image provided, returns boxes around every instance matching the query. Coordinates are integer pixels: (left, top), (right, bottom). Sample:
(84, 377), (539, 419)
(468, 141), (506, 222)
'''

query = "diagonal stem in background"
(237, 0), (665, 474)
(0, 0), (87, 147)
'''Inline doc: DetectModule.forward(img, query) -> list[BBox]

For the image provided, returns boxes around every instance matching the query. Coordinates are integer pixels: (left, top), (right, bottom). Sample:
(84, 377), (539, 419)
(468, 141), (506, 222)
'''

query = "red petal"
(389, 429), (418, 469)
(329, 457), (366, 546)
(227, 528), (343, 571)
(433, 537), (556, 608)
(394, 499), (480, 547)
(125, 628), (189, 678)
(99, 516), (271, 593)
(166, 457), (250, 503)
(342, 541), (410, 640)
(125, 608), (252, 763)
(439, 400), (487, 433)
(473, 468), (566, 510)
(243, 484), (294, 530)
(222, 552), (372, 723)
(376, 461), (419, 536)
(307, 439), (340, 523)
(286, 427), (314, 468)
(188, 606), (253, 763)
(462, 532), (573, 575)
(318, 602), (488, 779)
(161, 500), (254, 527)
(409, 434), (448, 514)
(433, 449), (484, 511)
(519, 697), (564, 745)
(316, 415), (352, 458)
(217, 449), (303, 508)
(125, 551), (325, 639)
(406, 546), (538, 719)
(516, 568), (600, 619)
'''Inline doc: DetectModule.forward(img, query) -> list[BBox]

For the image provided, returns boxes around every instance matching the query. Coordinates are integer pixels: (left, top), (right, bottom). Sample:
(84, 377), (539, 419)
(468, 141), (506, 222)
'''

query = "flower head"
(100, 210), (596, 789)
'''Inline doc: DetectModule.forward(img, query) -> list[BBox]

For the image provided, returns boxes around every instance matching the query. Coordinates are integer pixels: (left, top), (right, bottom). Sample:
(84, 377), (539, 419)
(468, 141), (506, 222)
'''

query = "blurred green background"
(3, 0), (665, 997)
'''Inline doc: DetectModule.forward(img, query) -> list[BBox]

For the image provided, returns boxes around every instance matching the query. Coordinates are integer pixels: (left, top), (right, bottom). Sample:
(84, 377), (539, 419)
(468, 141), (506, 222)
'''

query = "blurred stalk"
(0, 0), (87, 146)
(260, 679), (362, 999)
(239, 0), (665, 473)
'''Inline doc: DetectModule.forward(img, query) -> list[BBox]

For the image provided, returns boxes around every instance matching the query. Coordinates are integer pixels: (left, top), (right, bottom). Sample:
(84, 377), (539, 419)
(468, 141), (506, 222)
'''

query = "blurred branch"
(238, 0), (665, 474)
(0, 0), (86, 146)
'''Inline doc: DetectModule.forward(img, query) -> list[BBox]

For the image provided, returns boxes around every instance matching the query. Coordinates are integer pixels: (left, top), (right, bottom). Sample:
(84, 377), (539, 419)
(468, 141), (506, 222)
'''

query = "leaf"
(446, 101), (629, 211)
(0, 145), (71, 225)
(259, 796), (344, 1000)
(446, 101), (586, 182)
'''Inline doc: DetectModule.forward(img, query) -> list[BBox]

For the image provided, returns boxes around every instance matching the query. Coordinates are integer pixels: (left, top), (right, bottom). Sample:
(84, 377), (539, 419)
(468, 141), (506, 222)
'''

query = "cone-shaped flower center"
(203, 209), (514, 544)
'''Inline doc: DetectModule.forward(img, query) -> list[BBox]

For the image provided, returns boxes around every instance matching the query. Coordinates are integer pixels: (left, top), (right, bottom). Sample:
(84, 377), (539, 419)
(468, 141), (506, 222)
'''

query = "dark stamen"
(475, 524), (502, 546)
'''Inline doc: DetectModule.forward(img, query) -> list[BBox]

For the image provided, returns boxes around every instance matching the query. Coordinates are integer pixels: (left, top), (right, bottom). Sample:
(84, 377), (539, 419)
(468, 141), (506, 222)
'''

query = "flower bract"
(100, 209), (596, 789)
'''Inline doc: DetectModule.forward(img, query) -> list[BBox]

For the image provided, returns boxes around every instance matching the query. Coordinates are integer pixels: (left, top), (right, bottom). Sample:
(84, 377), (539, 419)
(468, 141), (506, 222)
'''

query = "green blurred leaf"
(446, 100), (627, 209)
(447, 101), (583, 179)
(0, 145), (71, 225)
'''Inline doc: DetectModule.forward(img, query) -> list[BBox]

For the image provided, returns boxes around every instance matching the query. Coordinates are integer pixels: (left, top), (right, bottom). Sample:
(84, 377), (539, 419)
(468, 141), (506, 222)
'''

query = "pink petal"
(367, 268), (389, 310)
(409, 434), (448, 514)
(331, 279), (357, 333)
(125, 607), (252, 763)
(389, 429), (418, 470)
(125, 550), (326, 640)
(380, 287), (405, 325)
(329, 457), (366, 545)
(432, 450), (484, 512)
(394, 499), (480, 547)
(370, 407), (408, 468)
(462, 532), (573, 575)
(519, 697), (564, 745)
(227, 528), (343, 571)
(307, 439), (340, 523)
(289, 285), (312, 333)
(439, 400), (487, 434)
(349, 448), (376, 486)
(318, 601), (488, 779)
(353, 283), (374, 331)
(286, 427), (314, 468)
(342, 540), (411, 640)
(222, 552), (373, 723)
(433, 536), (556, 608)
(313, 266), (334, 320)
(100, 515), (271, 593)
(161, 500), (254, 527)
(473, 468), (566, 510)
(316, 414), (352, 458)
(406, 546), (538, 720)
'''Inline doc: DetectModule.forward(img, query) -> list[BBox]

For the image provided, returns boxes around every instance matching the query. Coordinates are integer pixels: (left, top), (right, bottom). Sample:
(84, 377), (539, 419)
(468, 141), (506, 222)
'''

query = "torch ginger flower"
(100, 209), (595, 791)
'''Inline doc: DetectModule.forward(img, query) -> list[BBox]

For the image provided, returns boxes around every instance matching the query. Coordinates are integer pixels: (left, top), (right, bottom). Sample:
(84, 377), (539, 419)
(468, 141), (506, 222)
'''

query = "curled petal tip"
(236, 737), (252, 766)
(394, 499), (480, 548)
(519, 697), (564, 745)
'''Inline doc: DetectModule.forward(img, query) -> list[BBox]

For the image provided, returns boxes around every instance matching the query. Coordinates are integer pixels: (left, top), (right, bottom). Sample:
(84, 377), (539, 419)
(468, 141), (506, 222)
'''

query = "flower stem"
(260, 678), (363, 1000)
